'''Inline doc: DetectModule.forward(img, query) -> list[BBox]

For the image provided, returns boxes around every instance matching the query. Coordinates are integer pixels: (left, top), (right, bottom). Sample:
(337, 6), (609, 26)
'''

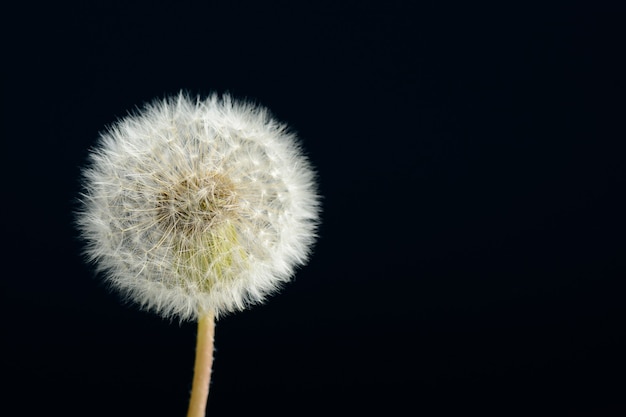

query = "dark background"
(3, 1), (625, 416)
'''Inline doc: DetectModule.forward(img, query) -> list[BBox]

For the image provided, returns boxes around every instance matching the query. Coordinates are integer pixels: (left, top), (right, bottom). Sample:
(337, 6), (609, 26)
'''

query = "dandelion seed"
(76, 92), (320, 416)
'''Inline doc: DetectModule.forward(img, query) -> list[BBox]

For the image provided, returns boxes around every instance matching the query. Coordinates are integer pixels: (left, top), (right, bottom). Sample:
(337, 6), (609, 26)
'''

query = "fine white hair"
(77, 92), (320, 321)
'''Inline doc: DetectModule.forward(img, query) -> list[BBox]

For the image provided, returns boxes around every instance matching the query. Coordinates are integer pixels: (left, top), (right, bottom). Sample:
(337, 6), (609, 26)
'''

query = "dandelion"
(76, 92), (320, 416)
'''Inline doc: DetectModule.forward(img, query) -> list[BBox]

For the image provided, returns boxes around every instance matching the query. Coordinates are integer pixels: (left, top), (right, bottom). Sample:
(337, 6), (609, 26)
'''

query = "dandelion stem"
(187, 311), (215, 417)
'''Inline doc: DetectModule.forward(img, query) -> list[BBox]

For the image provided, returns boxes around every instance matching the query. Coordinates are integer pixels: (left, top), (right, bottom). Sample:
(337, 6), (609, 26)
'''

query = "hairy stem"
(187, 311), (215, 417)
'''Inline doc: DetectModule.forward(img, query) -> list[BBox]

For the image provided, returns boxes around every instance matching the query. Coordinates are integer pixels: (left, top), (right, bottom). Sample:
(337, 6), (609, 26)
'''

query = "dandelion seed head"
(77, 92), (320, 320)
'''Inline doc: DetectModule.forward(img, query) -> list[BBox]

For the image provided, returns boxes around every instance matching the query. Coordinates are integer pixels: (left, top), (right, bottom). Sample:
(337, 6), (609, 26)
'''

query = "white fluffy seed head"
(76, 92), (320, 321)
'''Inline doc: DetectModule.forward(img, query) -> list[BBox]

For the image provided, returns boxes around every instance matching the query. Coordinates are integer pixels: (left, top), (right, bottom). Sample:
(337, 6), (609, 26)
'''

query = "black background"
(3, 1), (625, 416)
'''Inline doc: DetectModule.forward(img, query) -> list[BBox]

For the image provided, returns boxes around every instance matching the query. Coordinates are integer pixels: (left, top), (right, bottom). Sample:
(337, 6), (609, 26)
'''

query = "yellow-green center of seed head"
(157, 173), (246, 291)
(158, 174), (238, 233)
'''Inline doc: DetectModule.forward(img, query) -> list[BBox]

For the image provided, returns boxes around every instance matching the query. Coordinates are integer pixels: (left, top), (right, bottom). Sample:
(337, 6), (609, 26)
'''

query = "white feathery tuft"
(76, 92), (320, 321)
